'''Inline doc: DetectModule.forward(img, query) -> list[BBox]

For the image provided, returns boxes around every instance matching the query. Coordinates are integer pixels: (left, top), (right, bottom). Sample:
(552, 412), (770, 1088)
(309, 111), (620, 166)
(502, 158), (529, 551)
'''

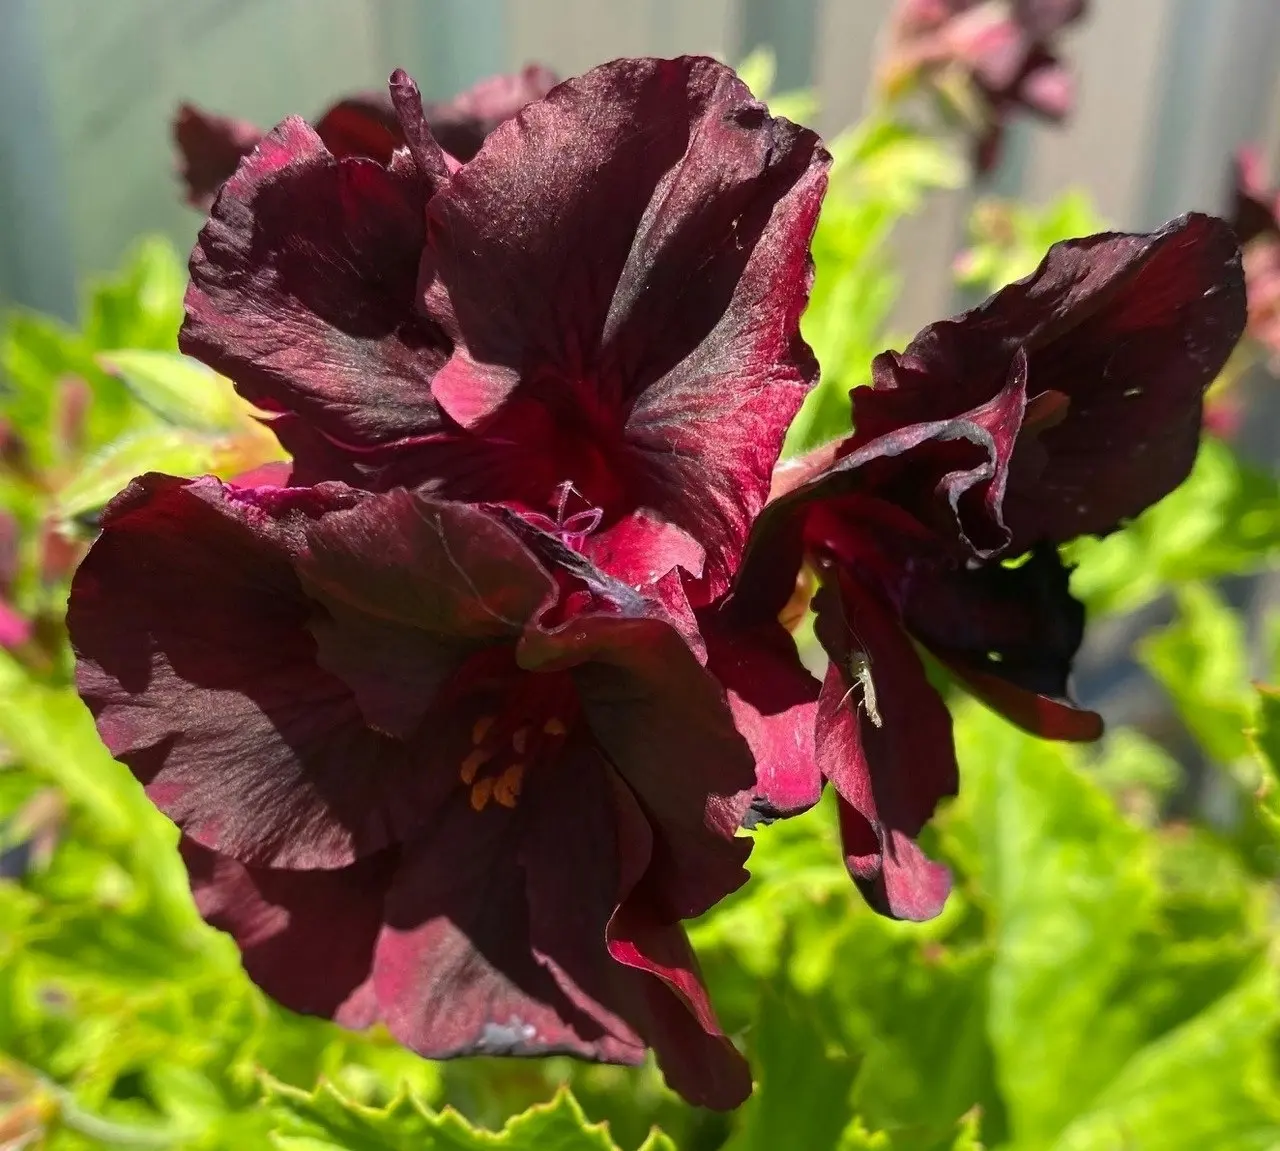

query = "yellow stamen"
(469, 777), (495, 812)
(493, 764), (525, 809)
(459, 748), (491, 785)
(511, 725), (530, 754)
(543, 717), (567, 737)
(472, 716), (494, 745)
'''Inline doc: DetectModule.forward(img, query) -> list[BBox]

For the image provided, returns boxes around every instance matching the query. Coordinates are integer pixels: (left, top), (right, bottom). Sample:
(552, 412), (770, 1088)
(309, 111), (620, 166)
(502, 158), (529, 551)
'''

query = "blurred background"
(3, 0), (1280, 331)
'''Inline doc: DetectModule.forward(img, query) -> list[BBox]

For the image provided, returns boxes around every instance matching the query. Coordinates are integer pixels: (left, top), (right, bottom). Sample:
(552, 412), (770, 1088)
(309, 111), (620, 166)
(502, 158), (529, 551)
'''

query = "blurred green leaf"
(725, 971), (860, 1151)
(54, 428), (221, 523)
(952, 706), (1155, 1143)
(1069, 438), (1280, 615)
(1246, 684), (1280, 840)
(1140, 584), (1253, 764)
(785, 119), (963, 454)
(1050, 966), (1280, 1151)
(97, 350), (245, 434)
(83, 236), (186, 354)
(954, 192), (1108, 295)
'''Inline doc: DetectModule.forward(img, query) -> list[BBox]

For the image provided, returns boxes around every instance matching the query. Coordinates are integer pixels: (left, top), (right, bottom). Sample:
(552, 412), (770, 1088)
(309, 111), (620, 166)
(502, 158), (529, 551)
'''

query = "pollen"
(543, 717), (567, 737)
(469, 777), (495, 812)
(511, 725), (530, 754)
(472, 716), (495, 745)
(459, 748), (491, 785)
(493, 763), (525, 809)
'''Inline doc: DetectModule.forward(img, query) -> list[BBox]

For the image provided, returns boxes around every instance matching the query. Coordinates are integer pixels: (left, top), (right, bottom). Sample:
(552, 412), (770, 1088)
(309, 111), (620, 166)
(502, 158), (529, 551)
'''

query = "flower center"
(459, 670), (579, 812)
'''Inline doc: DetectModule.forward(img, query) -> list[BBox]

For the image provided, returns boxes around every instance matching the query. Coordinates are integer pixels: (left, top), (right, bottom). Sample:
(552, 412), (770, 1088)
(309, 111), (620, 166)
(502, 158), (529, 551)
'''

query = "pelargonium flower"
(179, 58), (829, 605)
(69, 475), (756, 1108)
(174, 64), (557, 209)
(881, 0), (1085, 172)
(1227, 146), (1280, 366)
(731, 213), (1245, 919)
(75, 55), (829, 1107)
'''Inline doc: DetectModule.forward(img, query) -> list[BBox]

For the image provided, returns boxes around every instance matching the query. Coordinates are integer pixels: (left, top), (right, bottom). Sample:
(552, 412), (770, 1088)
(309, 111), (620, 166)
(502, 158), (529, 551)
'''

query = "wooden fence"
(3, 0), (1280, 333)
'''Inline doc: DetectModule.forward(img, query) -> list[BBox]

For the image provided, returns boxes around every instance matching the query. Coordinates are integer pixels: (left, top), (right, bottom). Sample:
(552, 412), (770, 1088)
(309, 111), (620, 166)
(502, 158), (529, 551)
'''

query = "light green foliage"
(785, 119), (965, 454)
(1069, 438), (1280, 615)
(737, 47), (966, 455)
(2, 107), (1279, 1151)
(953, 193), (1108, 297)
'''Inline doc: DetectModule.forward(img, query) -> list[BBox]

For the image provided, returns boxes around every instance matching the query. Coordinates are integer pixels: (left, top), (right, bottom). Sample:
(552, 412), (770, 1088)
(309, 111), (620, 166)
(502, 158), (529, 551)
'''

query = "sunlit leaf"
(267, 1081), (630, 1151)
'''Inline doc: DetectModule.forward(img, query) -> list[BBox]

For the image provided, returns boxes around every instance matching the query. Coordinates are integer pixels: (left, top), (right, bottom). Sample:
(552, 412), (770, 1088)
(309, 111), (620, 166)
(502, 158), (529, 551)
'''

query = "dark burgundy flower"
(179, 58), (829, 605)
(174, 64), (558, 210)
(881, 0), (1086, 173)
(733, 214), (1245, 920)
(69, 474), (756, 1108)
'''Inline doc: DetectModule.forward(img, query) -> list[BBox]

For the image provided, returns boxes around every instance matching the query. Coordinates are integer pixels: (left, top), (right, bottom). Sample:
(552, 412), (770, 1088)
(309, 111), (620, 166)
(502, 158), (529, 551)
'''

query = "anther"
(493, 764), (525, 809)
(469, 778), (495, 812)
(511, 726), (530, 755)
(459, 748), (491, 785)
(543, 717), (567, 737)
(472, 716), (494, 745)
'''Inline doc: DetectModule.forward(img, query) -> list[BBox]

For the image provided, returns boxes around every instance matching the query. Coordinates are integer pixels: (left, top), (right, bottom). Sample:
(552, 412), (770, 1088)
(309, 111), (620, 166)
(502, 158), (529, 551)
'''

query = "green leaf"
(835, 1117), (894, 1149)
(1246, 684), (1280, 840)
(725, 972), (860, 1151)
(954, 192), (1108, 295)
(267, 1081), (633, 1150)
(1139, 584), (1253, 764)
(97, 350), (245, 433)
(949, 1109), (984, 1151)
(54, 428), (221, 523)
(951, 705), (1156, 1145)
(1069, 438), (1280, 615)
(1050, 966), (1280, 1151)
(82, 236), (186, 354)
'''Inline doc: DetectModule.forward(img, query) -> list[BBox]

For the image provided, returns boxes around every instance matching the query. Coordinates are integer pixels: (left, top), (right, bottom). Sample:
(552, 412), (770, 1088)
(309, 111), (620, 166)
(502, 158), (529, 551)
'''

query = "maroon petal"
(68, 475), (461, 869)
(296, 491), (555, 739)
(904, 544), (1102, 741)
(372, 775), (645, 1064)
(424, 55), (829, 600)
(867, 214), (1245, 547)
(173, 103), (264, 211)
(524, 760), (748, 1107)
(607, 904), (751, 1110)
(701, 609), (821, 822)
(424, 64), (559, 162)
(604, 776), (751, 1109)
(313, 91), (403, 164)
(180, 113), (450, 452)
(519, 604), (753, 924)
(180, 836), (392, 1025)
(812, 576), (955, 921)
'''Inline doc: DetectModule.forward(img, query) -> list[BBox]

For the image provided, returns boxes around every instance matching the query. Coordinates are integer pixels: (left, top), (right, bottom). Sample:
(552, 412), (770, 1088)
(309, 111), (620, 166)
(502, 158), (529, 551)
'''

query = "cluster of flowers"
(68, 58), (1244, 1109)
(879, 0), (1086, 172)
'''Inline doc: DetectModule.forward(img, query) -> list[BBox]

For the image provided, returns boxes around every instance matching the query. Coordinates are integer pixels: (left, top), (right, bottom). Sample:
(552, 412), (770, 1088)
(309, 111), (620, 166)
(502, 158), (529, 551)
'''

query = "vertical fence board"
(505, 0), (651, 76)
(733, 0), (820, 89)
(0, 0), (77, 316)
(1020, 0), (1168, 226)
(810, 0), (892, 138)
